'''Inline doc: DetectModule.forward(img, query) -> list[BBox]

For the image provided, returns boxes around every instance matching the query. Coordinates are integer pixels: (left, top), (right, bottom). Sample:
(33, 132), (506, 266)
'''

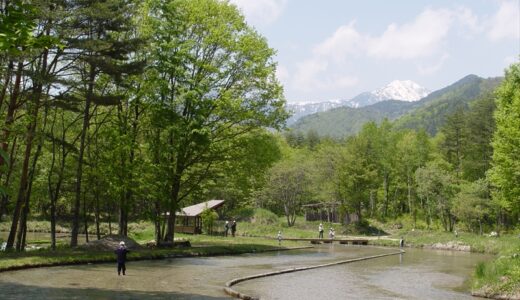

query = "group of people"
(224, 220), (237, 237)
(318, 223), (335, 239)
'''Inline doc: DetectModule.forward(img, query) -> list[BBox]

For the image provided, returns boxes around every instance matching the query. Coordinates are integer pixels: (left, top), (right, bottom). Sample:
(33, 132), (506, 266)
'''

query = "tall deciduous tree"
(489, 62), (520, 219)
(336, 134), (377, 223)
(259, 150), (312, 226)
(415, 160), (455, 231)
(146, 0), (287, 243)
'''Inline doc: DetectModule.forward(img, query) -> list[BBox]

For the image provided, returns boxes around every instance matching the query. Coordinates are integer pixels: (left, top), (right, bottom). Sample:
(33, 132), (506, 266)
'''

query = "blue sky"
(229, 0), (520, 103)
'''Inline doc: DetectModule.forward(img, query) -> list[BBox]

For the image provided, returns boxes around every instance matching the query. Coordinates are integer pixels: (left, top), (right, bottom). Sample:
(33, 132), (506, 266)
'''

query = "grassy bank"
(0, 234), (307, 272)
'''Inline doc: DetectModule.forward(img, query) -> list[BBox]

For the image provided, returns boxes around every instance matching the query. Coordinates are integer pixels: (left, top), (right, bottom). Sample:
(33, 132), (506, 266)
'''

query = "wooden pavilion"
(302, 202), (340, 223)
(174, 199), (225, 234)
(302, 202), (360, 224)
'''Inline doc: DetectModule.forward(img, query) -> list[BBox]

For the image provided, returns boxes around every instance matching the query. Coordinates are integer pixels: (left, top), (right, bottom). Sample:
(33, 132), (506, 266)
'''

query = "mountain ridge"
(286, 79), (430, 124)
(289, 74), (502, 138)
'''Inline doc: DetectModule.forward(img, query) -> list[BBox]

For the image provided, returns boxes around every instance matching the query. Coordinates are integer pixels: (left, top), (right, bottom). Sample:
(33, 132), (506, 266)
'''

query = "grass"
(0, 234), (307, 272)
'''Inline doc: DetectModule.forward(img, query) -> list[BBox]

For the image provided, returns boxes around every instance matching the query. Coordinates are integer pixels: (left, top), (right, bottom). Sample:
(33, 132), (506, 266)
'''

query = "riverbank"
(0, 235), (309, 273)
(367, 230), (520, 300)
(2, 220), (519, 299)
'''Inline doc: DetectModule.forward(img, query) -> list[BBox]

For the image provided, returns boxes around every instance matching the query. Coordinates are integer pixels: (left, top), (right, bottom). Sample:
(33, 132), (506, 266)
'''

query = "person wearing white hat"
(114, 241), (130, 275)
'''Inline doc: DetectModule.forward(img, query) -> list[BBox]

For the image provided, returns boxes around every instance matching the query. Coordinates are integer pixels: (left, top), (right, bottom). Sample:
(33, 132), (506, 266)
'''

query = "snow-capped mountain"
(286, 80), (430, 124)
(286, 100), (344, 124)
(345, 80), (430, 108)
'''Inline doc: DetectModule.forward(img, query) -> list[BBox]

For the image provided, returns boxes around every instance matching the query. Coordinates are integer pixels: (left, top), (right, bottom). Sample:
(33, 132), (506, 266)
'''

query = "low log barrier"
(224, 249), (405, 300)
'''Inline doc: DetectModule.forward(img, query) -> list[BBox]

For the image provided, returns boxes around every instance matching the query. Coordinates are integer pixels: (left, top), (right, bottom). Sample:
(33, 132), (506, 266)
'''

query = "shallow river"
(0, 244), (489, 299)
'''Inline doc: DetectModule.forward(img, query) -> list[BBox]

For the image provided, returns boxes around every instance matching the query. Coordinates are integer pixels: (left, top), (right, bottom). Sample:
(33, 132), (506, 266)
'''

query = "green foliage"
(201, 208), (219, 234)
(489, 62), (520, 215)
(229, 207), (255, 221)
(257, 148), (313, 226)
(415, 160), (456, 231)
(290, 75), (501, 138)
(452, 179), (492, 234)
(396, 75), (501, 135)
(252, 208), (278, 225)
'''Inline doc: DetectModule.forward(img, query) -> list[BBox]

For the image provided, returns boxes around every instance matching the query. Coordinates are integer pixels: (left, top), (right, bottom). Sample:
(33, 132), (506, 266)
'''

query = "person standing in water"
(115, 241), (130, 276)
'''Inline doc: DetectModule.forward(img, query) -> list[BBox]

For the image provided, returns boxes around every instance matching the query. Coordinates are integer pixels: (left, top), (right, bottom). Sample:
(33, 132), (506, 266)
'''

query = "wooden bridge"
(282, 238), (369, 245)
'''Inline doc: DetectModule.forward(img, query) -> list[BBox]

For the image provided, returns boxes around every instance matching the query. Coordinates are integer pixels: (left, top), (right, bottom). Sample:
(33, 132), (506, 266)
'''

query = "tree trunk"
(165, 164), (183, 242)
(154, 200), (162, 244)
(83, 190), (89, 243)
(0, 61), (22, 169)
(0, 60), (13, 113)
(95, 191), (101, 240)
(0, 137), (19, 222)
(6, 59), (45, 251)
(383, 171), (389, 218)
(407, 172), (413, 214)
(71, 65), (95, 247)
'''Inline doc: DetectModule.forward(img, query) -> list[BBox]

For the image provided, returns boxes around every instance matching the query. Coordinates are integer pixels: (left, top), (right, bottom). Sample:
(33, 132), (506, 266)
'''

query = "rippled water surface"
(0, 244), (490, 299)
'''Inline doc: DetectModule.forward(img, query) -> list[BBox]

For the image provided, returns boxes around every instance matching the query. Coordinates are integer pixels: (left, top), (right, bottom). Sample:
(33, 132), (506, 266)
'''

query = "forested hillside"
(395, 75), (502, 135)
(290, 75), (502, 138)
(272, 65), (519, 236)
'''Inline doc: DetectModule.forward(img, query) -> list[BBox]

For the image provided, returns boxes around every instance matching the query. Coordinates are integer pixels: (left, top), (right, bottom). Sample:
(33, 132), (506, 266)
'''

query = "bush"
(252, 208), (278, 225)
(229, 207), (255, 221)
(201, 209), (219, 234)
(342, 219), (384, 235)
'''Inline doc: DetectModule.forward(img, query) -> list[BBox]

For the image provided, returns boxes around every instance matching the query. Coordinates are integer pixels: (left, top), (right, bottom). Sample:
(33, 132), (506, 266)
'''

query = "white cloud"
(417, 53), (451, 75)
(229, 0), (287, 25)
(289, 4), (515, 96)
(313, 21), (365, 62)
(367, 8), (453, 59)
(291, 7), (459, 93)
(291, 58), (358, 92)
(292, 59), (328, 91)
(504, 55), (518, 66)
(487, 0), (520, 40)
(454, 6), (481, 34)
(275, 64), (289, 84)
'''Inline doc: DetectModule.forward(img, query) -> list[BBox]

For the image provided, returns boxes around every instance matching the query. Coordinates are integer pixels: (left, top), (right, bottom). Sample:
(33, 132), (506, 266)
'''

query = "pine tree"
(64, 0), (144, 246)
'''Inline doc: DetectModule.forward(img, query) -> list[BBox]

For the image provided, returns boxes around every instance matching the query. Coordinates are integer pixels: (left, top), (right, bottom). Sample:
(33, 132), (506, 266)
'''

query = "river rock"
(79, 235), (143, 251)
(430, 241), (470, 252)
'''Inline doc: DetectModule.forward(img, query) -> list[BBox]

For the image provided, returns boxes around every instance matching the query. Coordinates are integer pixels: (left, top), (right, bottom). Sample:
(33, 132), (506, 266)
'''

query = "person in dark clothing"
(231, 220), (237, 237)
(224, 221), (229, 237)
(115, 241), (130, 275)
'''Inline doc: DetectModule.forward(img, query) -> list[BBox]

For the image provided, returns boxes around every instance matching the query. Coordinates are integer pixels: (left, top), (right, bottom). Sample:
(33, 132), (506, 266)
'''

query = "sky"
(229, 0), (520, 103)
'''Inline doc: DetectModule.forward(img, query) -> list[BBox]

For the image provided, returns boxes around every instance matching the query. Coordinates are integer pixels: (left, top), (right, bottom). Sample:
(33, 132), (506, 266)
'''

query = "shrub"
(252, 208), (278, 225)
(201, 209), (219, 234)
(229, 207), (255, 221)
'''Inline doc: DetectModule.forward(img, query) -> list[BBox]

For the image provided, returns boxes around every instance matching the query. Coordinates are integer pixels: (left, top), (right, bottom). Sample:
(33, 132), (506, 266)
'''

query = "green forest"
(1, 0), (520, 259)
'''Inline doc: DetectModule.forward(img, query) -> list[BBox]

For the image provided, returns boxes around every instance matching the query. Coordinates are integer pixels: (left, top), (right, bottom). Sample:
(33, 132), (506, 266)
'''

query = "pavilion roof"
(178, 200), (225, 217)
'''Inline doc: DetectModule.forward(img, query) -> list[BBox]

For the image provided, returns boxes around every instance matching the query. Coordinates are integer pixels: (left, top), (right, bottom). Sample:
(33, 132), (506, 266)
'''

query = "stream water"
(0, 244), (490, 299)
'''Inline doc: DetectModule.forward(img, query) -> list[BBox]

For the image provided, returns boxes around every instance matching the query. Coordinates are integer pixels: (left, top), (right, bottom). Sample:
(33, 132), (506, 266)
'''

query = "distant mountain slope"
(395, 75), (502, 135)
(290, 75), (502, 138)
(346, 80), (430, 108)
(286, 80), (429, 125)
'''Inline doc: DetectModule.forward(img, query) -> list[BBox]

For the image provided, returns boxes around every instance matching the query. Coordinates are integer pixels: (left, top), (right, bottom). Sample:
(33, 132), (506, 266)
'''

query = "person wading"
(115, 241), (130, 276)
